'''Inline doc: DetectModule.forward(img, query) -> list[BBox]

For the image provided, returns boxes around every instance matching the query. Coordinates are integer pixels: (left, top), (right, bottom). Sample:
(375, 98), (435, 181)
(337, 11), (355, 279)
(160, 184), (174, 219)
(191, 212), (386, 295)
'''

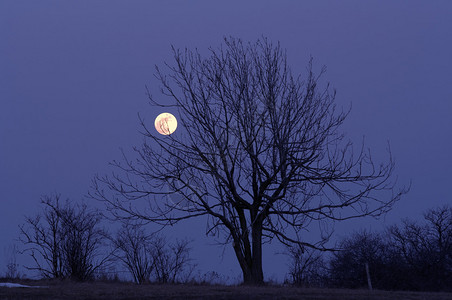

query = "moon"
(154, 112), (178, 135)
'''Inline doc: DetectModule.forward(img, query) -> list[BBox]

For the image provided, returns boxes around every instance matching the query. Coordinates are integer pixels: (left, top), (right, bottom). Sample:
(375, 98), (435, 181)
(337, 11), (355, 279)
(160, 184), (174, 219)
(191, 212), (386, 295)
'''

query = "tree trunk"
(250, 222), (264, 284)
(234, 222), (264, 285)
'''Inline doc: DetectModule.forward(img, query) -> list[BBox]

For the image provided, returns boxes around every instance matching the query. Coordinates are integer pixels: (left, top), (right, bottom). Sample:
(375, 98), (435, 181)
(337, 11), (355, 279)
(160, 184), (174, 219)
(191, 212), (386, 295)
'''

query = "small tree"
(285, 245), (327, 287)
(329, 230), (388, 289)
(91, 37), (407, 284)
(60, 202), (111, 281)
(113, 223), (194, 284)
(19, 195), (66, 279)
(4, 244), (20, 279)
(152, 236), (194, 283)
(388, 205), (452, 291)
(19, 194), (111, 281)
(113, 223), (155, 284)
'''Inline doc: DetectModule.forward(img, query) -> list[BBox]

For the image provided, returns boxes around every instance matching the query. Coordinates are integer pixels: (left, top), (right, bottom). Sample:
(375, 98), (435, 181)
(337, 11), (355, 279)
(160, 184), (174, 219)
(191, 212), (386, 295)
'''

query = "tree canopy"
(91, 37), (407, 284)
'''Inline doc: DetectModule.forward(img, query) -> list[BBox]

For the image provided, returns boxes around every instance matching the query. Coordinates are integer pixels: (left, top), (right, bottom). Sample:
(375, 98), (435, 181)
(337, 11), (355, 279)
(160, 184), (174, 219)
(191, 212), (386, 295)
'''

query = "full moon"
(154, 112), (178, 135)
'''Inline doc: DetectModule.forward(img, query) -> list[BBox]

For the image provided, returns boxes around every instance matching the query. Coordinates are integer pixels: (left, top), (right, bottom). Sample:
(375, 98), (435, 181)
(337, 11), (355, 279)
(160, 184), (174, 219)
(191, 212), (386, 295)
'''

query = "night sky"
(1, 1), (451, 281)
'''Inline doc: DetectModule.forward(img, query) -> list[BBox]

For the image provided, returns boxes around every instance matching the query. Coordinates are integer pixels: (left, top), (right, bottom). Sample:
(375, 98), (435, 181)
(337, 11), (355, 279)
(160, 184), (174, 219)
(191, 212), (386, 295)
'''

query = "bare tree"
(285, 245), (327, 287)
(152, 236), (194, 283)
(388, 205), (452, 290)
(59, 202), (111, 281)
(113, 223), (194, 284)
(329, 230), (388, 289)
(19, 194), (66, 279)
(113, 223), (155, 284)
(19, 194), (112, 281)
(4, 244), (20, 279)
(90, 37), (407, 284)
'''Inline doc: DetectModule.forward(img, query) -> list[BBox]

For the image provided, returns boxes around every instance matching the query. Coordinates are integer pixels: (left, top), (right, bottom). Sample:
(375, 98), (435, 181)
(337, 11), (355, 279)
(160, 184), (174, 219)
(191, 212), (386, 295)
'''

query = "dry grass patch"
(1, 280), (452, 299)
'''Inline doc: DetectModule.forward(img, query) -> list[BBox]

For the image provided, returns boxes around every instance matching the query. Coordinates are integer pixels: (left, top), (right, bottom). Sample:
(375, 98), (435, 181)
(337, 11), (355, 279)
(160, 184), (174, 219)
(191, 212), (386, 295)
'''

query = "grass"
(1, 279), (452, 300)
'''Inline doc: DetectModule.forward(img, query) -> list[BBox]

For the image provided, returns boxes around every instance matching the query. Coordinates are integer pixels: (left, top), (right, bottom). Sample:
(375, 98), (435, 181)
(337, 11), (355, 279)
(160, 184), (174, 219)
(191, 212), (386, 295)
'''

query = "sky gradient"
(1, 1), (451, 281)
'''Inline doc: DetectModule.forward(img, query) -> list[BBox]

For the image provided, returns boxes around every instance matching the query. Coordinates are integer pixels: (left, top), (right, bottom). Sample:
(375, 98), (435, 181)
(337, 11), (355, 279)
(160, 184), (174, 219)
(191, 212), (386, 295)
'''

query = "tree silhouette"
(329, 230), (388, 289)
(113, 223), (155, 284)
(388, 205), (452, 290)
(19, 194), (112, 281)
(112, 223), (194, 284)
(328, 206), (452, 291)
(91, 37), (407, 284)
(285, 245), (327, 287)
(151, 236), (193, 284)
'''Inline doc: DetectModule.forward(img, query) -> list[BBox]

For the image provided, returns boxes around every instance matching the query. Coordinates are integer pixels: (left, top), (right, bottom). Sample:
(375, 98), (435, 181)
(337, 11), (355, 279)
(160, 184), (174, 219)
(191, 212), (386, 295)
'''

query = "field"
(1, 280), (452, 300)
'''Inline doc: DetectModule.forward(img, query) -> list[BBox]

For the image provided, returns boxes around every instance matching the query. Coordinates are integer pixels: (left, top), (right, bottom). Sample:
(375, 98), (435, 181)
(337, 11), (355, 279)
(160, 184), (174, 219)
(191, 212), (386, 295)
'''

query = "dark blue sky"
(1, 1), (451, 281)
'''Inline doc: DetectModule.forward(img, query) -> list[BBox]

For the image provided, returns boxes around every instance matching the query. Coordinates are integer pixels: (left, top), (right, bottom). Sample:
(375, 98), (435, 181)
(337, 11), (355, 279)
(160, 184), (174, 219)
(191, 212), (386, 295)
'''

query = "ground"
(1, 279), (452, 300)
